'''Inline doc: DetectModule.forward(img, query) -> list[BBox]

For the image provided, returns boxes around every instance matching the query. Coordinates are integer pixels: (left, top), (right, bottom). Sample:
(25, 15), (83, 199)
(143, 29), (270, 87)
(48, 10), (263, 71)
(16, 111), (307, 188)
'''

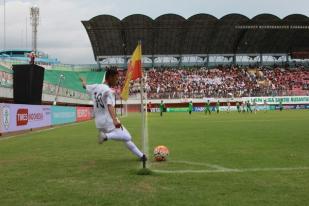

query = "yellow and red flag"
(120, 43), (142, 100)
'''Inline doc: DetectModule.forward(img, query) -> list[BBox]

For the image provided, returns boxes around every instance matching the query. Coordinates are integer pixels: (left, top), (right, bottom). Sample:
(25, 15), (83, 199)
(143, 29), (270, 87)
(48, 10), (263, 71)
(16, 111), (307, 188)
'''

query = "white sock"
(125, 141), (143, 158)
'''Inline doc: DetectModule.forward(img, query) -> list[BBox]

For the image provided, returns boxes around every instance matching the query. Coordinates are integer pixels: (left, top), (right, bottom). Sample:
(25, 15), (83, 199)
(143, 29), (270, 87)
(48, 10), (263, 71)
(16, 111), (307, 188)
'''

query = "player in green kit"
(160, 100), (165, 117)
(236, 101), (241, 113)
(246, 101), (252, 113)
(279, 99), (283, 111)
(188, 101), (193, 115)
(216, 100), (220, 114)
(205, 100), (211, 115)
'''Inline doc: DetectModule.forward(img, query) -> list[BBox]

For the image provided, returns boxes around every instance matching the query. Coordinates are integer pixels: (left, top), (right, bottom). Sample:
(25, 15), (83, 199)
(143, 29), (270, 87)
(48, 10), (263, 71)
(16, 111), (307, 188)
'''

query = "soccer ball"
(153, 145), (169, 161)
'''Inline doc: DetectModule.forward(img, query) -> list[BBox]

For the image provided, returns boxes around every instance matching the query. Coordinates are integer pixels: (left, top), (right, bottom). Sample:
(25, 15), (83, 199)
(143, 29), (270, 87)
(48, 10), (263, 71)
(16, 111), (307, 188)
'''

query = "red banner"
(76, 107), (93, 122)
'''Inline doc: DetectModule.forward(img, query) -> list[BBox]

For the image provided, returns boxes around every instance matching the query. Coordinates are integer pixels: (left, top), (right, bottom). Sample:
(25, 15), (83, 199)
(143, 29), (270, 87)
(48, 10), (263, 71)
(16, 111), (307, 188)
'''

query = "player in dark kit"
(236, 101), (241, 113)
(188, 101), (193, 115)
(279, 99), (283, 111)
(160, 100), (165, 117)
(246, 101), (252, 113)
(205, 100), (211, 115)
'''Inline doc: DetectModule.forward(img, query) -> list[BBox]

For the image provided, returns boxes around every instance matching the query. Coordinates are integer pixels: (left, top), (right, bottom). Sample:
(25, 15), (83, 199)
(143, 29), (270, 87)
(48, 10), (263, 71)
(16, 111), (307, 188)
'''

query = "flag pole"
(138, 40), (146, 169)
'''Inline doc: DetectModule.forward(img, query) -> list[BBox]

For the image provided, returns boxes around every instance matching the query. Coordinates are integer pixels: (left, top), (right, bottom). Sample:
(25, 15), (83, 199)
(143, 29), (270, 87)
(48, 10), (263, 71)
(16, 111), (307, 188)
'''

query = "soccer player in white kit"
(80, 68), (147, 162)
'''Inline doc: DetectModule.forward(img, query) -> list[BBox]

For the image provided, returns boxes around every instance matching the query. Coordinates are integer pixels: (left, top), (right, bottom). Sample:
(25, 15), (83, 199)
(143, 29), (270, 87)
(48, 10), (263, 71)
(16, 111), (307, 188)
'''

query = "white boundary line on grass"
(170, 160), (232, 170)
(0, 121), (90, 141)
(151, 160), (309, 174)
(153, 166), (309, 174)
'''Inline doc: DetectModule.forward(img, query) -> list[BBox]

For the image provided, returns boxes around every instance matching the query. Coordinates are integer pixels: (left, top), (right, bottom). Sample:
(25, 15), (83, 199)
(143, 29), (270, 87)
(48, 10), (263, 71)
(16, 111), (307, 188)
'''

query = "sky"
(0, 0), (308, 64)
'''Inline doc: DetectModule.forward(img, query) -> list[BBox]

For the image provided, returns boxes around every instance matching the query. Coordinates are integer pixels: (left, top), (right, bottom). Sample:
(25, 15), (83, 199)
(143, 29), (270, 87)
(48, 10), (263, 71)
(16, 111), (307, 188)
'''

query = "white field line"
(169, 160), (232, 170)
(0, 121), (90, 141)
(153, 166), (309, 174)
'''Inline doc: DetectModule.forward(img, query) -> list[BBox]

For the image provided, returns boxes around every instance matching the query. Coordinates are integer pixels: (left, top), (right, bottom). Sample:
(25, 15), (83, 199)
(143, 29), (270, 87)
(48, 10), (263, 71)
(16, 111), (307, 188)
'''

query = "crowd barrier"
(0, 104), (93, 135)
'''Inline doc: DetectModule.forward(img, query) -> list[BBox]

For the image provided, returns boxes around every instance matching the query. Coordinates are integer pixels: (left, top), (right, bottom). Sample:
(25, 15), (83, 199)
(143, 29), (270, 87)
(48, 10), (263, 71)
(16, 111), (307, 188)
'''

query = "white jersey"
(86, 84), (115, 131)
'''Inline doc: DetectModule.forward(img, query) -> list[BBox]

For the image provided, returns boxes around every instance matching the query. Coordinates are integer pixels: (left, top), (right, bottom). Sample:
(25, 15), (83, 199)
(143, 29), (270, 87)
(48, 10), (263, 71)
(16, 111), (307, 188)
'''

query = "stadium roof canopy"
(82, 13), (309, 61)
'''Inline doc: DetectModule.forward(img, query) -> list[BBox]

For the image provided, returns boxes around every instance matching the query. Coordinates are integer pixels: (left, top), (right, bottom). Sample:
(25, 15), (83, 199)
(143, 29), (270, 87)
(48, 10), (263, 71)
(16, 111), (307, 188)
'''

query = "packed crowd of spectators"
(2, 64), (309, 100)
(116, 66), (309, 99)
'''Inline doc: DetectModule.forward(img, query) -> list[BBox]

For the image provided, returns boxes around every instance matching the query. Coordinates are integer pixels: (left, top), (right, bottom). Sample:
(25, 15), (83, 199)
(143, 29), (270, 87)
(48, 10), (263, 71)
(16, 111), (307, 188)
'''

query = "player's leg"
(125, 140), (144, 158)
(103, 127), (144, 158)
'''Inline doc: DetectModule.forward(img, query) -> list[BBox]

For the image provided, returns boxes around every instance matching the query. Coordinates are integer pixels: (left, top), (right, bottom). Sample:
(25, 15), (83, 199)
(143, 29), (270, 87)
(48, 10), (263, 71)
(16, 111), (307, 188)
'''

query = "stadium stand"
(81, 13), (309, 100)
(116, 66), (309, 99)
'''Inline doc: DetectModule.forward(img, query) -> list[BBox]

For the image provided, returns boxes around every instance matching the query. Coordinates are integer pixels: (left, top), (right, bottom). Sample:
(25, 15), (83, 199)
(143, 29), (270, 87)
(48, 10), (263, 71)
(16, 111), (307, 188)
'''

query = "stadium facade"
(82, 13), (309, 68)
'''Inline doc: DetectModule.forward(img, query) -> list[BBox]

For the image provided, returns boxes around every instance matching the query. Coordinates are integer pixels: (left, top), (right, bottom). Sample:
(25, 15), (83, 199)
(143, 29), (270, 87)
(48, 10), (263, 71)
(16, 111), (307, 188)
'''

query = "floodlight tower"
(3, 0), (6, 50)
(30, 5), (39, 54)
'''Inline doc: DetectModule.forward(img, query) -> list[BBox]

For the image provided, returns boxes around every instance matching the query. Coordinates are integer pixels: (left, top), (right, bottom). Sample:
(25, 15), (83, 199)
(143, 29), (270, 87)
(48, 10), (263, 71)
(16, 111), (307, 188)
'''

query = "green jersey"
(247, 102), (251, 108)
(189, 102), (193, 111)
(160, 103), (164, 112)
(236, 102), (240, 108)
(205, 102), (210, 109)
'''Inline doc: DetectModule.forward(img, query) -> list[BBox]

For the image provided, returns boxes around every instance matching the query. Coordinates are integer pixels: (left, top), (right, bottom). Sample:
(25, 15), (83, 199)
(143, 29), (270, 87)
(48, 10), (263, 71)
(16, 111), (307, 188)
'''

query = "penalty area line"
(153, 166), (309, 174)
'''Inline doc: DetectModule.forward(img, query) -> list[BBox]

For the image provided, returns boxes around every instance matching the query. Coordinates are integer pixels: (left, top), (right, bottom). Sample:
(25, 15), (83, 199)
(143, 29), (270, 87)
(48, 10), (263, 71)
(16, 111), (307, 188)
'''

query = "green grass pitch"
(1, 110), (309, 206)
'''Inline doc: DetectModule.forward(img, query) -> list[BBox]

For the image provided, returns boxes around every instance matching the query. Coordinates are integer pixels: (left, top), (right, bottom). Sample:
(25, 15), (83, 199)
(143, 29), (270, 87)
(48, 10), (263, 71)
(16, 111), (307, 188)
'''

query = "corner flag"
(120, 43), (142, 100)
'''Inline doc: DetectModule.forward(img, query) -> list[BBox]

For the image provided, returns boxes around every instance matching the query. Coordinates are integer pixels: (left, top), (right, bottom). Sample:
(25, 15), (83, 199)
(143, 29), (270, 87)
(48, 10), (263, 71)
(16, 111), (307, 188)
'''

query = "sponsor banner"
(166, 108), (188, 112)
(138, 96), (309, 105)
(193, 107), (205, 112)
(193, 106), (238, 112)
(76, 107), (93, 122)
(244, 96), (309, 104)
(256, 105), (269, 111)
(218, 106), (237, 112)
(150, 108), (160, 113)
(0, 104), (51, 133)
(51, 106), (76, 125)
(274, 104), (309, 110)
